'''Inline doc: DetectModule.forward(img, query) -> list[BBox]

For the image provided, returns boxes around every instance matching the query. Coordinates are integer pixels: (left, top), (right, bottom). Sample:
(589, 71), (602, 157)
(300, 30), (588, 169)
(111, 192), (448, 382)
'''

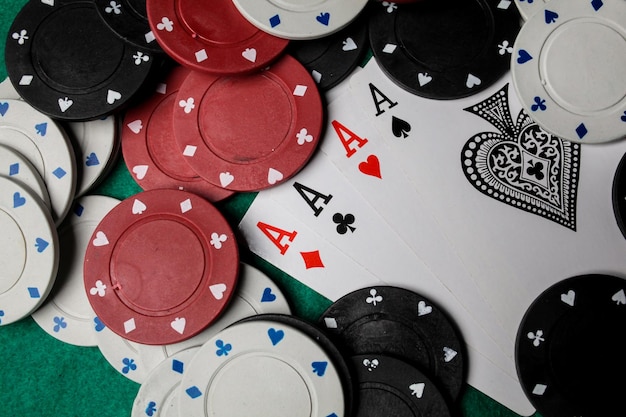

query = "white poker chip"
(511, 0), (626, 143)
(0, 77), (119, 198)
(231, 0), (369, 40)
(31, 195), (120, 347)
(178, 320), (345, 417)
(514, 0), (550, 20)
(95, 324), (168, 384)
(0, 99), (77, 225)
(64, 117), (120, 197)
(0, 143), (51, 211)
(131, 347), (199, 417)
(138, 262), (292, 362)
(0, 176), (59, 325)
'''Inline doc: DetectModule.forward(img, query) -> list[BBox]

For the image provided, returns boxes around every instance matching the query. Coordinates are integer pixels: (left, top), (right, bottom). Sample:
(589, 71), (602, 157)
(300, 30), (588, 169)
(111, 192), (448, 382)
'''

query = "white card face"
(243, 136), (534, 407)
(239, 198), (384, 298)
(320, 89), (515, 358)
(349, 59), (626, 343)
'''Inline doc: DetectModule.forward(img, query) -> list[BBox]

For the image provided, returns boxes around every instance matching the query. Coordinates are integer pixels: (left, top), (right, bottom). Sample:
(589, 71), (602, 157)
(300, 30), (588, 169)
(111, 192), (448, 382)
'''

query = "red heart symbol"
(358, 155), (382, 179)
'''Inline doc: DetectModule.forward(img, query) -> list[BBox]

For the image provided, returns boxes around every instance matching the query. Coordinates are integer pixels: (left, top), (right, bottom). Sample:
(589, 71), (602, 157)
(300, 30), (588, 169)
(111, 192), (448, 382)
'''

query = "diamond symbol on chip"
(323, 317), (338, 329)
(145, 31), (155, 44)
(124, 318), (137, 333)
(180, 198), (192, 213)
(497, 0), (511, 9)
(311, 70), (322, 83)
(195, 49), (208, 63)
(300, 250), (324, 269)
(19, 75), (33, 86)
(532, 384), (547, 395)
(382, 43), (397, 54)
(183, 145), (197, 157)
(293, 85), (308, 97)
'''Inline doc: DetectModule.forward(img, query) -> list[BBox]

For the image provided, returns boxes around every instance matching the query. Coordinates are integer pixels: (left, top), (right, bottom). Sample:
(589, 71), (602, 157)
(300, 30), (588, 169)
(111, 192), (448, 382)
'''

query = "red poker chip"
(121, 65), (234, 202)
(83, 189), (239, 345)
(173, 54), (324, 192)
(146, 0), (289, 74)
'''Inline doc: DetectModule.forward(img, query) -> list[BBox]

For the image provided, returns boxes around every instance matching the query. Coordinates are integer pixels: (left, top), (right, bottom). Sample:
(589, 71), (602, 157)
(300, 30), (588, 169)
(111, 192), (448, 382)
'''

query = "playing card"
(240, 151), (534, 415)
(350, 59), (626, 344)
(319, 89), (515, 358)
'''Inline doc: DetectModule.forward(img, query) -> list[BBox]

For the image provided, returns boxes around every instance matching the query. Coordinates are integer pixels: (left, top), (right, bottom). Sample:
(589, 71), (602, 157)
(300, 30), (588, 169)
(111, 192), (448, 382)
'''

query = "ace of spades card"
(349, 59), (626, 345)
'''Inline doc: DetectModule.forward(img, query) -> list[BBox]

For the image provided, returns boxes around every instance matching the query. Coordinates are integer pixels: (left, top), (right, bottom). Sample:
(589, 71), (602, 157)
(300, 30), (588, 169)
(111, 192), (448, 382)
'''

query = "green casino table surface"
(0, 1), (533, 416)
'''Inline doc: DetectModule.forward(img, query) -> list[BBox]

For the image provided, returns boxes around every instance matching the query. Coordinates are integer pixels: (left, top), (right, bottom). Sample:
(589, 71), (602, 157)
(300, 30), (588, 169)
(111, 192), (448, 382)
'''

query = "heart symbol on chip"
(170, 317), (186, 334)
(242, 48), (257, 63)
(268, 328), (285, 345)
(261, 288), (277, 302)
(86, 153), (100, 167)
(132, 199), (147, 214)
(127, 119), (143, 134)
(342, 37), (357, 51)
(210, 283), (227, 300)
(35, 123), (47, 136)
(0, 102), (8, 116)
(316, 12), (330, 26)
(219, 172), (234, 187)
(621, 111), (626, 122)
(466, 74), (481, 88)
(93, 317), (105, 332)
(417, 300), (432, 316)
(418, 73), (432, 86)
(611, 289), (626, 305)
(58, 97), (73, 112)
(544, 9), (559, 24)
(132, 165), (148, 180)
(561, 290), (575, 306)
(107, 89), (122, 104)
(92, 231), (109, 247)
(41, 0), (55, 5)
(267, 168), (284, 185)
(409, 383), (425, 398)
(13, 192), (26, 208)
(358, 155), (382, 179)
(517, 49), (533, 64)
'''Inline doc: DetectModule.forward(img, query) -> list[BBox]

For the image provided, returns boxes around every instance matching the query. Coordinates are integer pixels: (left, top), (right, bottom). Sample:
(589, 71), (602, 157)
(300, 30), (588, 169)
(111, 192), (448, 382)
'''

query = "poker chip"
(178, 319), (345, 417)
(0, 76), (119, 197)
(350, 354), (452, 417)
(511, 0), (626, 143)
(231, 0), (369, 40)
(94, 0), (164, 54)
(319, 286), (465, 404)
(0, 99), (77, 226)
(515, 274), (626, 416)
(613, 151), (626, 239)
(131, 347), (199, 417)
(83, 189), (239, 345)
(513, 0), (547, 20)
(173, 54), (323, 192)
(122, 65), (234, 202)
(288, 14), (368, 91)
(0, 144), (51, 211)
(31, 196), (120, 347)
(5, 0), (156, 121)
(146, 0), (288, 74)
(0, 176), (59, 325)
(95, 324), (171, 384)
(144, 262), (292, 358)
(65, 116), (120, 197)
(368, 0), (521, 99)
(237, 313), (355, 417)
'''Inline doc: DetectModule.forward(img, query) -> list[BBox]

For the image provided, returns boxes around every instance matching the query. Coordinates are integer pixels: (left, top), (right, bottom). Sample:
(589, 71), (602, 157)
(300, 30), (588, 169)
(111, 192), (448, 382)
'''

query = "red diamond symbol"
(300, 250), (324, 269)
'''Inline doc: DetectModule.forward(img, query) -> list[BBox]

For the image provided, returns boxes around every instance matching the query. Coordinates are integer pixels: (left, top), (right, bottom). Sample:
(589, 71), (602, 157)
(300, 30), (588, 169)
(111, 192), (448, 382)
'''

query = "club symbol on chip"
(365, 288), (382, 306)
(157, 17), (174, 32)
(89, 280), (107, 297)
(210, 232), (228, 249)
(527, 330), (545, 346)
(179, 98), (195, 114)
(362, 358), (379, 371)
(105, 1), (121, 15)
(11, 29), (28, 45)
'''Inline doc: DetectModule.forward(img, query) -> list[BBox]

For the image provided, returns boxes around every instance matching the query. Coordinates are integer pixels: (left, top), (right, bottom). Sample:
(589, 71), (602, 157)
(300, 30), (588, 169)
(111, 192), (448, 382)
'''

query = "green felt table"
(0, 2), (534, 417)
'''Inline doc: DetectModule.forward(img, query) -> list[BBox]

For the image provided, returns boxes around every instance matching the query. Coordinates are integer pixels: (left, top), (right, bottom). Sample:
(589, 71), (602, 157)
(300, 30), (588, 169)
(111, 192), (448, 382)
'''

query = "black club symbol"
(333, 213), (356, 235)
(526, 160), (545, 181)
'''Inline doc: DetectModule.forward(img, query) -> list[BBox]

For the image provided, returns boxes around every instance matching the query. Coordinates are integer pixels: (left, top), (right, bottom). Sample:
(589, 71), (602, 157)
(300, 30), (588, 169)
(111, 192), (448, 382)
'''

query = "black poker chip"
(613, 151), (626, 240)
(318, 286), (465, 404)
(368, 0), (521, 99)
(235, 313), (356, 417)
(515, 274), (626, 417)
(5, 0), (156, 121)
(288, 14), (368, 91)
(350, 354), (452, 417)
(93, 0), (164, 54)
